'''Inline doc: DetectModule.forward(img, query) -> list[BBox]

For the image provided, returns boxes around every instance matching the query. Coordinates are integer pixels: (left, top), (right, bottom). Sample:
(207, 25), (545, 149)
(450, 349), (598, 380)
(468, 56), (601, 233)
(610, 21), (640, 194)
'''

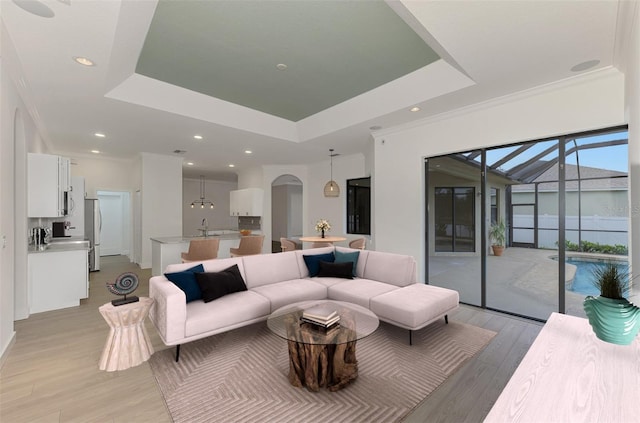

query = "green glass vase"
(583, 296), (640, 345)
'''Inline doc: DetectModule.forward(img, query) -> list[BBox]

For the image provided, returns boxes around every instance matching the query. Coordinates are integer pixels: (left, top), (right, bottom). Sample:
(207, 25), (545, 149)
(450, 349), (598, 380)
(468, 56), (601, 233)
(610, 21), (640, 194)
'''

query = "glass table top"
(267, 300), (379, 345)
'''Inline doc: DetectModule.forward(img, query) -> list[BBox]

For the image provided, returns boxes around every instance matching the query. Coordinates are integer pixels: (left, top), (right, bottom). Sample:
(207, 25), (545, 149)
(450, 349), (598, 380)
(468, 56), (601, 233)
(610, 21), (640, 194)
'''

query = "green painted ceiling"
(136, 0), (440, 122)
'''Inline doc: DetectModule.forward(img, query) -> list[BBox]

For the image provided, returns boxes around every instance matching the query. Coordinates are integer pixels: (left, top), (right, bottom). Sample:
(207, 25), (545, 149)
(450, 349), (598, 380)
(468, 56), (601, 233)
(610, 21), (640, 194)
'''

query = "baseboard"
(0, 331), (16, 370)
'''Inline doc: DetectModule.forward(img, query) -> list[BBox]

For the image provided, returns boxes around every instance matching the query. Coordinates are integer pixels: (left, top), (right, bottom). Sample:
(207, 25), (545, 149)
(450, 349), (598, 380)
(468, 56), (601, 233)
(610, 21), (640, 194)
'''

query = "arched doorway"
(271, 175), (303, 253)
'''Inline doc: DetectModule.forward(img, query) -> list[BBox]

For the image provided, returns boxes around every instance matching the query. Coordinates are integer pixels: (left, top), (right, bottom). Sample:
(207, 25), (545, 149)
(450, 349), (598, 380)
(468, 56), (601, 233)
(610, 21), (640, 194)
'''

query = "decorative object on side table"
(489, 218), (506, 256)
(315, 219), (331, 239)
(107, 272), (140, 306)
(583, 261), (640, 345)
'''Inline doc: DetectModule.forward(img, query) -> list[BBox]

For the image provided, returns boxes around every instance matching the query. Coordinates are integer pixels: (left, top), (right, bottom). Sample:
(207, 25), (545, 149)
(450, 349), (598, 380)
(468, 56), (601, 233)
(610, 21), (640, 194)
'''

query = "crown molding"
(374, 67), (621, 139)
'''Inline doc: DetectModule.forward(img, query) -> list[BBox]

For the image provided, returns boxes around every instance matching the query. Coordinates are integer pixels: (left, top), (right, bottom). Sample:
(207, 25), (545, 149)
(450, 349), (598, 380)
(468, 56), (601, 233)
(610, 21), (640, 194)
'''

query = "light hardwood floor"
(0, 256), (542, 422)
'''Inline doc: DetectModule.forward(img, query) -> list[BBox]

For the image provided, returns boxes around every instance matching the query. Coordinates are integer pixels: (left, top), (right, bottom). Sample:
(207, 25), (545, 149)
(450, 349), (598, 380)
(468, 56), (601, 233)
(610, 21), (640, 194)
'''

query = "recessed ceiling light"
(12, 0), (54, 18)
(369, 125), (382, 131)
(410, 107), (421, 112)
(94, 132), (105, 138)
(186, 162), (194, 166)
(570, 59), (600, 72)
(276, 63), (288, 71)
(91, 150), (100, 154)
(73, 56), (95, 66)
(244, 150), (252, 154)
(228, 164), (235, 168)
(193, 135), (203, 140)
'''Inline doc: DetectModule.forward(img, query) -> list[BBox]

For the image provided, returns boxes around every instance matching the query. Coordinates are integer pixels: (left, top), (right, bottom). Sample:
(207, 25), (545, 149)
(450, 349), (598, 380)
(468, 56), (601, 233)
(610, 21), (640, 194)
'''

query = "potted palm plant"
(489, 219), (506, 256)
(583, 261), (640, 345)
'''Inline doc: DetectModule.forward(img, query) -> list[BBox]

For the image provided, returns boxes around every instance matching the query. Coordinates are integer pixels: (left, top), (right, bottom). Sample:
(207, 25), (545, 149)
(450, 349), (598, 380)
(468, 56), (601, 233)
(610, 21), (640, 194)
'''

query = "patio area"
(428, 247), (637, 321)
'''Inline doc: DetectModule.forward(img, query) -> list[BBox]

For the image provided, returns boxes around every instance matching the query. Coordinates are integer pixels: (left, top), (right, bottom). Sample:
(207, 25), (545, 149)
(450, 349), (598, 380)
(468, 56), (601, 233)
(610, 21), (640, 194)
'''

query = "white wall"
(70, 155), (137, 198)
(242, 154), (367, 253)
(182, 177), (237, 236)
(238, 166), (263, 190)
(626, 2), (640, 283)
(374, 70), (626, 282)
(306, 153), (366, 240)
(0, 55), (16, 362)
(140, 152), (183, 268)
(0, 27), (49, 358)
(253, 165), (308, 253)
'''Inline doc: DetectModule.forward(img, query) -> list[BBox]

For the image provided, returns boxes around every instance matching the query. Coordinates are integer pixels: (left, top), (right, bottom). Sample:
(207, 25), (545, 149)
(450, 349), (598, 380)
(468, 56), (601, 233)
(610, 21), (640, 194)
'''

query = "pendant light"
(190, 175), (214, 209)
(323, 148), (340, 197)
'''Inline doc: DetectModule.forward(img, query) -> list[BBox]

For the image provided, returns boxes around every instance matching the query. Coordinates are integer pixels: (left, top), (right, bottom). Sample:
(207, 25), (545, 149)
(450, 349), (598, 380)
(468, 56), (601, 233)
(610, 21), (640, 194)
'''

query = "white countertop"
(28, 238), (90, 254)
(151, 233), (246, 244)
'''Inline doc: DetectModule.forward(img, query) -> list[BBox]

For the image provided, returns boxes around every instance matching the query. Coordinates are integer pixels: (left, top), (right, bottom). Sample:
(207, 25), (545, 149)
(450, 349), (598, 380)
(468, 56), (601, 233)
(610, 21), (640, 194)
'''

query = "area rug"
(149, 320), (496, 423)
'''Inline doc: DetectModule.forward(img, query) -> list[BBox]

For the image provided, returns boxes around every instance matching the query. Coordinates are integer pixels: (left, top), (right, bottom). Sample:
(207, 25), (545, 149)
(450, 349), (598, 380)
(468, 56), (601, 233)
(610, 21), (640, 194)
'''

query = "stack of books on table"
(301, 304), (341, 329)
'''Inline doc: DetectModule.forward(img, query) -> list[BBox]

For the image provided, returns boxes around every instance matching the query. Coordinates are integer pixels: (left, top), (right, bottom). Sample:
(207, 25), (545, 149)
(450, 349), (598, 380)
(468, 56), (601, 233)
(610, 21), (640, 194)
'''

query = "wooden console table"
(485, 312), (640, 422)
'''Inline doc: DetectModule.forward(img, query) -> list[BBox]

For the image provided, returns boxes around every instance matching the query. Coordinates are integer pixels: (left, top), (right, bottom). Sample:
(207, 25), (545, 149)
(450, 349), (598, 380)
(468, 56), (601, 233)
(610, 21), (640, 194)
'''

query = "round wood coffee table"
(267, 300), (379, 392)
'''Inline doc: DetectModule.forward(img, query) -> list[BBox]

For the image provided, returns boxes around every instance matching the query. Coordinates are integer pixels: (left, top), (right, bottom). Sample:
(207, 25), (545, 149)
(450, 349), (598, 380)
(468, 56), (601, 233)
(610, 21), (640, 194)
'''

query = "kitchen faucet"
(201, 219), (209, 237)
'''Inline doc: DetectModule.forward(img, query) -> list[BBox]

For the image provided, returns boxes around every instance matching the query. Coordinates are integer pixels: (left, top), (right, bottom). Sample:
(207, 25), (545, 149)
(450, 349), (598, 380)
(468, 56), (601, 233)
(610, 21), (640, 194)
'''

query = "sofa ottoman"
(370, 283), (459, 344)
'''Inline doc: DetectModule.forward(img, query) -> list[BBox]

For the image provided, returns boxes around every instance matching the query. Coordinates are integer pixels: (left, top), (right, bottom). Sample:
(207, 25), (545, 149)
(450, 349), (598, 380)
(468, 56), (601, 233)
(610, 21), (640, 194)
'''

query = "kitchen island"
(151, 232), (243, 276)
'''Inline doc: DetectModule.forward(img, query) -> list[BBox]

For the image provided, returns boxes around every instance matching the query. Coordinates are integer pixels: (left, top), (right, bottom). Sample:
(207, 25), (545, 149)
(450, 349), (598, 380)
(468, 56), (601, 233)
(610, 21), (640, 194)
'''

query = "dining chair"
(280, 238), (299, 252)
(230, 235), (265, 257)
(349, 237), (366, 250)
(181, 238), (220, 263)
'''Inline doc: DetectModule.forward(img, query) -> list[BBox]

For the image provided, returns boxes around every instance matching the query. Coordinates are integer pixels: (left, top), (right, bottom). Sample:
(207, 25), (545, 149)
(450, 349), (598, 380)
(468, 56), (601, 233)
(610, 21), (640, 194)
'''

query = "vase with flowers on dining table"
(315, 219), (331, 239)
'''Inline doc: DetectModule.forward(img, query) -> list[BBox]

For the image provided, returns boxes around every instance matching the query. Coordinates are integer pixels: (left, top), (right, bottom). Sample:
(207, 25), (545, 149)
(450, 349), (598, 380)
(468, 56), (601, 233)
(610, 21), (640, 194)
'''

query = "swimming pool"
(566, 258), (629, 297)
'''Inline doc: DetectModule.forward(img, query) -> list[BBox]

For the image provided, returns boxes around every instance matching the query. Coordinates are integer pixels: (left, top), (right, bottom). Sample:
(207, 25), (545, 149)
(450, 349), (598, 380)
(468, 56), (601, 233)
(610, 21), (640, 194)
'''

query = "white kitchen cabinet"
(28, 153), (71, 217)
(229, 188), (264, 216)
(65, 176), (85, 236)
(28, 248), (89, 314)
(59, 156), (71, 192)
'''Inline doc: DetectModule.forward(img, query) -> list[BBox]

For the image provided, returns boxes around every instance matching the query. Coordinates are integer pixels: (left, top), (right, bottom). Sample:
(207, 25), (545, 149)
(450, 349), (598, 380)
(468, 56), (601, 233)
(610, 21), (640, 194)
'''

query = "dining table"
(298, 236), (347, 244)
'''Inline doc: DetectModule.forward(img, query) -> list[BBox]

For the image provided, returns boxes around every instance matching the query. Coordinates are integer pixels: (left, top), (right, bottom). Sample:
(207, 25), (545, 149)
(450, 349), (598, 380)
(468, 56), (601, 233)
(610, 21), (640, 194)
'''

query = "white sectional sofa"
(149, 246), (459, 361)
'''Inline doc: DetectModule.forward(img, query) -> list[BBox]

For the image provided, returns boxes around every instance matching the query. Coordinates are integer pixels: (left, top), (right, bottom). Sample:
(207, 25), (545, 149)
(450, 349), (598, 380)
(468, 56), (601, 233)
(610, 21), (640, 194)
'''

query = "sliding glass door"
(427, 155), (481, 306)
(563, 130), (629, 317)
(425, 126), (628, 321)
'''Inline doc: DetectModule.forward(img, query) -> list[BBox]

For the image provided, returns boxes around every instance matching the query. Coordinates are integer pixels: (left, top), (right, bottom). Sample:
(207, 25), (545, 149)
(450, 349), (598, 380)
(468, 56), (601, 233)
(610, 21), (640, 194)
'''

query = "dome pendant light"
(190, 175), (214, 209)
(323, 149), (340, 197)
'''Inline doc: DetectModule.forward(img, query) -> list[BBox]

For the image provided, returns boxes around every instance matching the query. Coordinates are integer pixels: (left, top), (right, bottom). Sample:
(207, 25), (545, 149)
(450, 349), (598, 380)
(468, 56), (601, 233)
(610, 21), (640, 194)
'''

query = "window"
(435, 187), (475, 252)
(491, 188), (499, 224)
(346, 177), (370, 234)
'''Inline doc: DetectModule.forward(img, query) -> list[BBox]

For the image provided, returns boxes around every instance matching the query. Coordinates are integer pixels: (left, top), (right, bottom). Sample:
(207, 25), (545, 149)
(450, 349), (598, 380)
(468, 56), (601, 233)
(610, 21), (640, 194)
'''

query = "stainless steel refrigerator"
(85, 198), (101, 271)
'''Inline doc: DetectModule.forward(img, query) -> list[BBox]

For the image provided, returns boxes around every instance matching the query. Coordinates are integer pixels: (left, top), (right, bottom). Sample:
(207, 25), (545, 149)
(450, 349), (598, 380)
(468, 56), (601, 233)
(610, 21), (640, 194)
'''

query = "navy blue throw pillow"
(165, 264), (205, 303)
(303, 252), (335, 277)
